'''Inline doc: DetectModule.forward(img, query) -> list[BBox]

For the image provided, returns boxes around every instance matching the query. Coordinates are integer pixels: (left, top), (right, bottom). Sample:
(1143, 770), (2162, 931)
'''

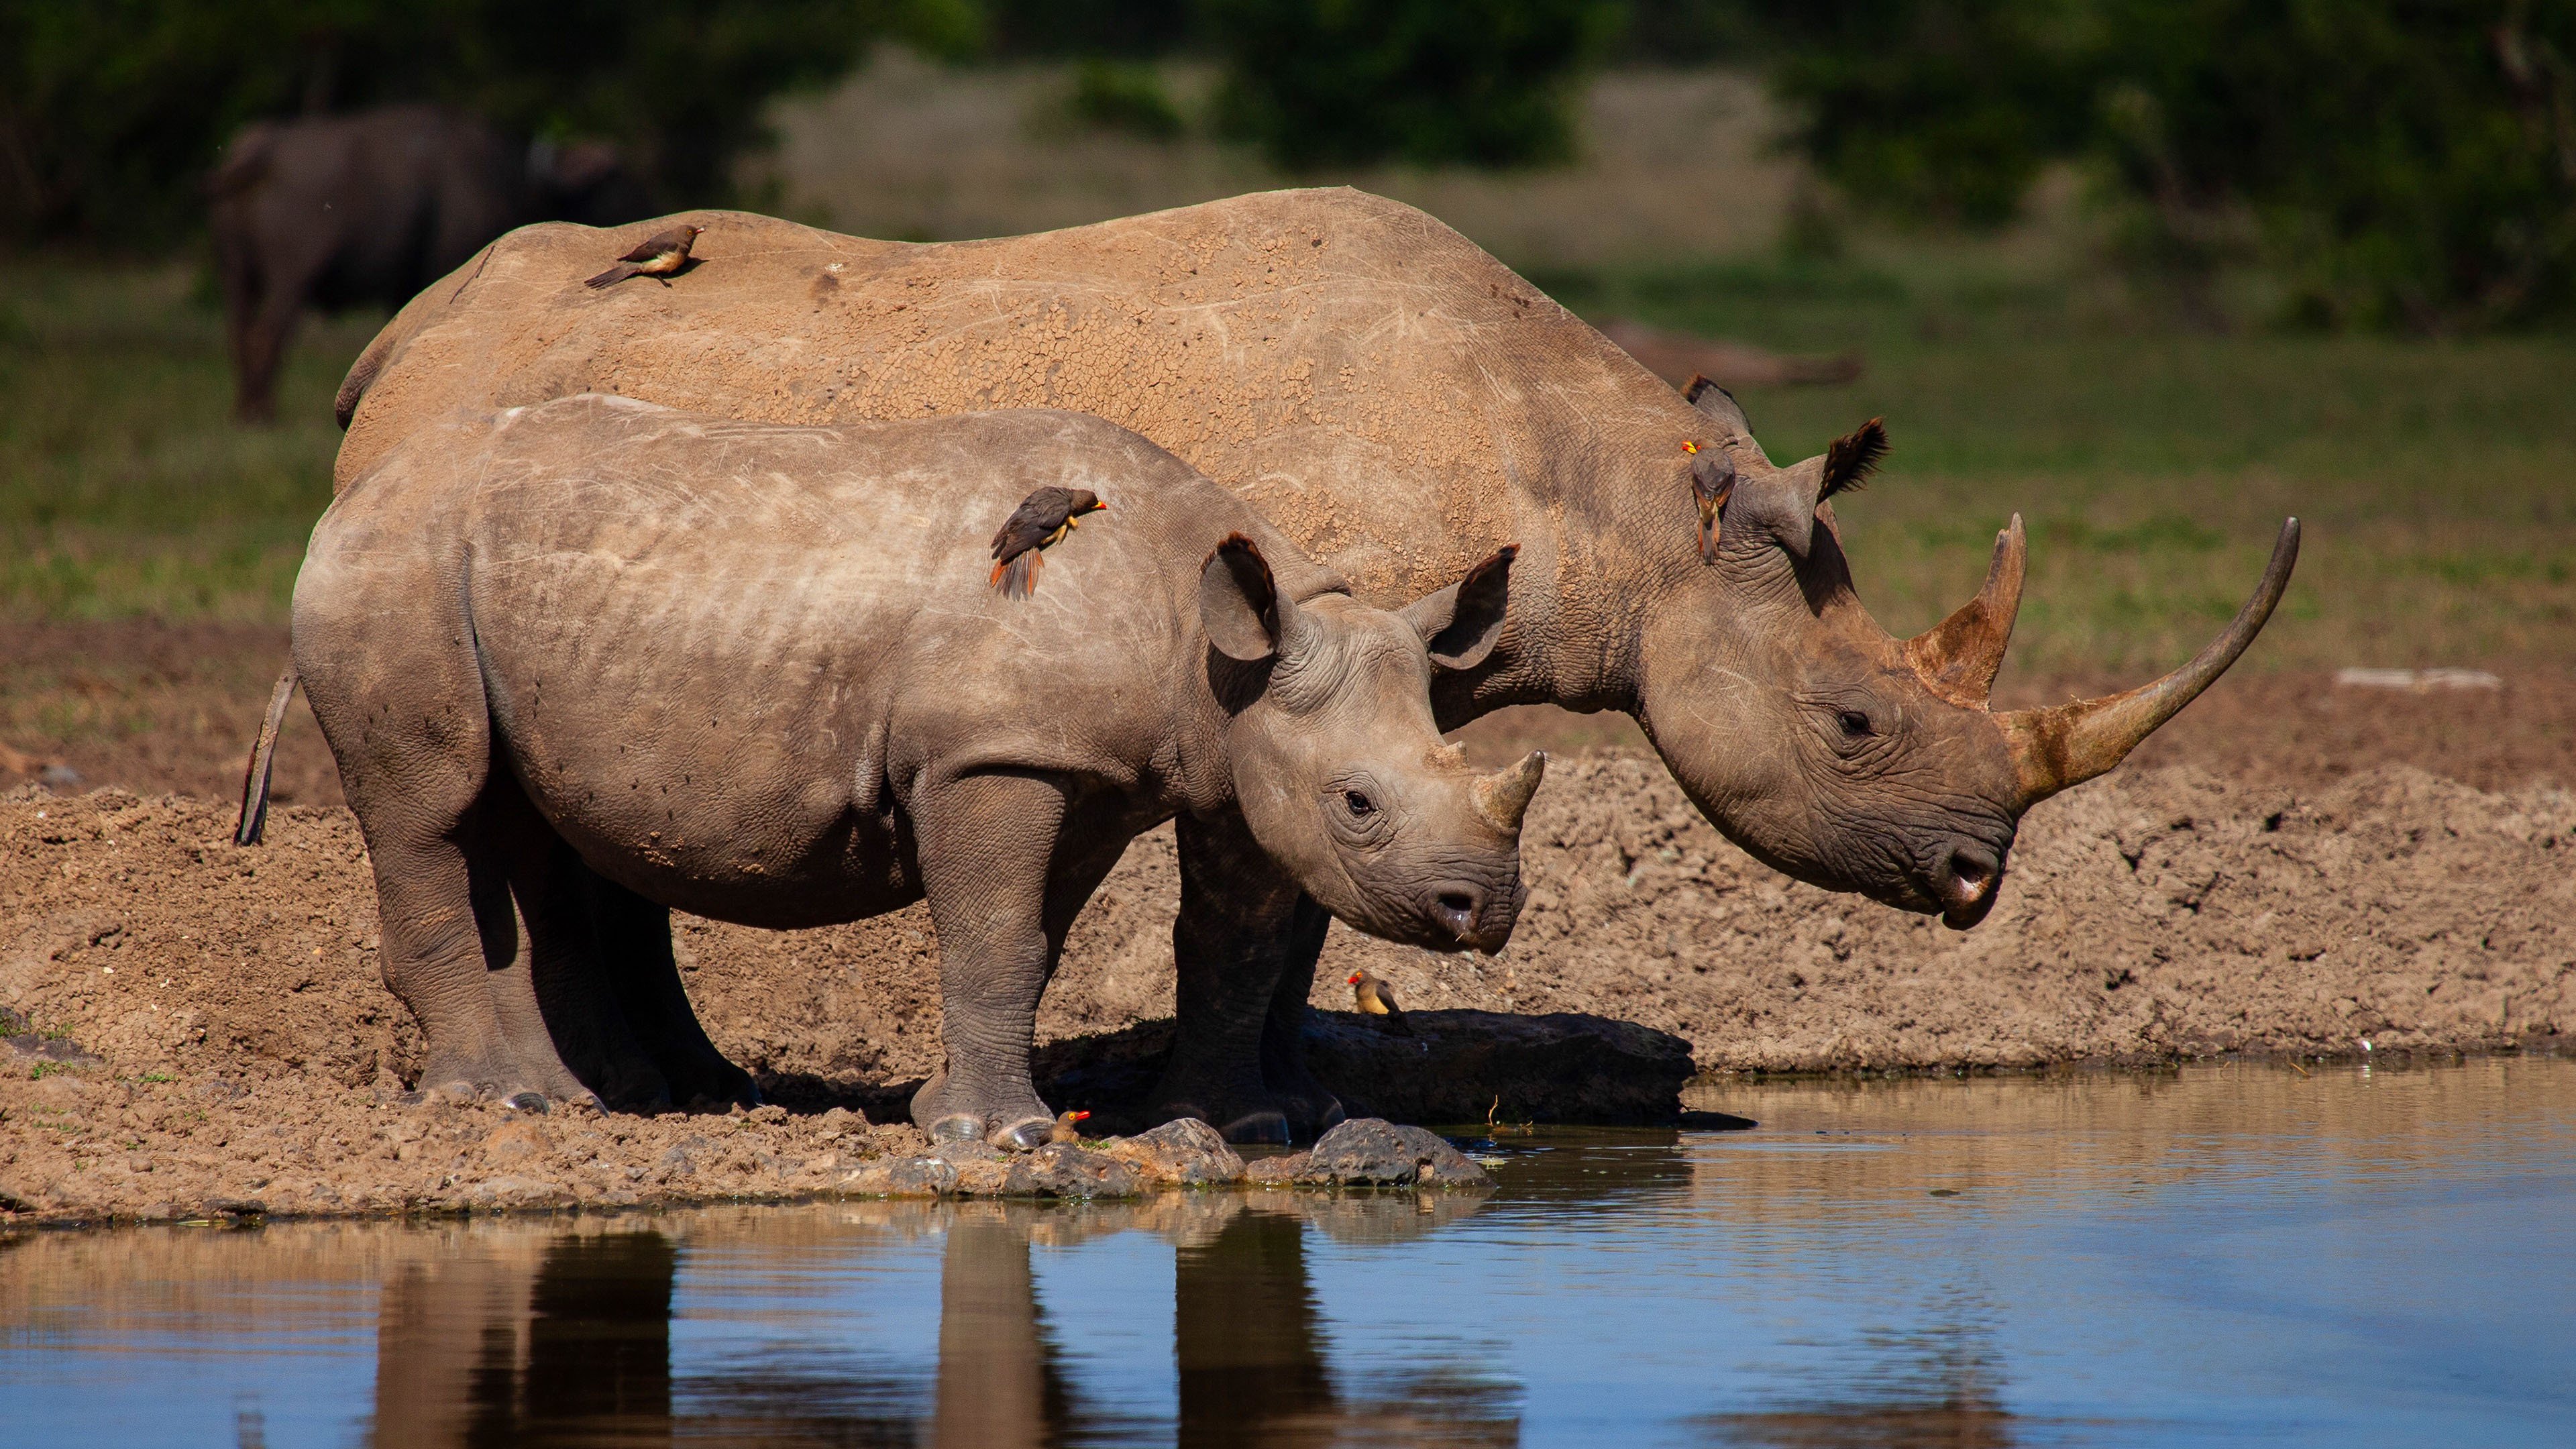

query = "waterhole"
(5, 1055), (2567, 1445)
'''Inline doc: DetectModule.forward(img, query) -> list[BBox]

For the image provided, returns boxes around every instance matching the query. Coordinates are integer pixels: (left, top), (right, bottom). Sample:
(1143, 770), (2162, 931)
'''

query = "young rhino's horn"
(1474, 751), (1548, 833)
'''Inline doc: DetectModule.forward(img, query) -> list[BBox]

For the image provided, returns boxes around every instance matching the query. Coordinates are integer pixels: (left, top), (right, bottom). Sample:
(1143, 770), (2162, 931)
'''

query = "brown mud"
(1, 715), (2568, 1224)
(2, 621), (2569, 1225)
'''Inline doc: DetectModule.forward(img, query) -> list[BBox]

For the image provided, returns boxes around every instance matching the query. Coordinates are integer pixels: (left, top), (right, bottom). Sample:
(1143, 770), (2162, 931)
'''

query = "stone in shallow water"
(1290, 1118), (1490, 1189)
(838, 1155), (959, 1197)
(1001, 1143), (1143, 1199)
(1095, 1118), (1245, 1186)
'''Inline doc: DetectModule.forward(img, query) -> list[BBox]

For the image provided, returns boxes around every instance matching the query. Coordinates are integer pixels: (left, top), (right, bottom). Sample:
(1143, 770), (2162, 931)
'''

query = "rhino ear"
(1400, 545), (1515, 671)
(1201, 534), (1295, 662)
(1683, 374), (1766, 463)
(1721, 460), (1826, 563)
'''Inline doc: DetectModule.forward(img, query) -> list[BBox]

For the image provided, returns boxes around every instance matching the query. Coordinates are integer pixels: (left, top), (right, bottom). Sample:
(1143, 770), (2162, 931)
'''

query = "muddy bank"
(1, 753), (2569, 1224)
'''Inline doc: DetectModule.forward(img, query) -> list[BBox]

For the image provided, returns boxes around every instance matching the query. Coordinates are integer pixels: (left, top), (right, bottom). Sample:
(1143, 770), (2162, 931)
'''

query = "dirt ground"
(0, 621), (2569, 1226)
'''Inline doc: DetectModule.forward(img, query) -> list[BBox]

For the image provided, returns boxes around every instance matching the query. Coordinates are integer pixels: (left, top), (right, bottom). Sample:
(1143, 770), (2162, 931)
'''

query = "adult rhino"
(320, 188), (2297, 1139)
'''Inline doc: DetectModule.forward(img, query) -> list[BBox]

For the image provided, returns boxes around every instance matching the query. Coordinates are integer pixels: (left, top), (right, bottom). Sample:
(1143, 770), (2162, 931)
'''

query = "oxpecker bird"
(1348, 970), (1414, 1036)
(989, 486), (1106, 598)
(586, 223), (702, 288)
(1046, 1110), (1091, 1144)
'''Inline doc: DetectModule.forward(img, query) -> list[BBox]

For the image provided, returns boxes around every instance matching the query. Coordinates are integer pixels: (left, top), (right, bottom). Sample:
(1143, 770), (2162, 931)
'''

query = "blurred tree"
(1739, 0), (2576, 329)
(0, 0), (978, 248)
(979, 0), (1194, 55)
(1756, 0), (2104, 227)
(2097, 0), (2576, 329)
(1201, 0), (1625, 168)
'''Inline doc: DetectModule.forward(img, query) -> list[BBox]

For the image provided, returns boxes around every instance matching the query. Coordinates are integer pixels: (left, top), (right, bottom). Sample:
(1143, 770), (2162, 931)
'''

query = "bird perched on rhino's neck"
(584, 223), (701, 289)
(1348, 971), (1413, 1036)
(989, 486), (1106, 598)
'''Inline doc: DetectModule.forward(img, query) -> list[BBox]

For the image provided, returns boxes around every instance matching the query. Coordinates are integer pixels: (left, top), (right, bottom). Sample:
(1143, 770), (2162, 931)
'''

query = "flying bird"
(1046, 1110), (1091, 1144)
(989, 486), (1106, 598)
(1348, 970), (1414, 1036)
(585, 223), (702, 289)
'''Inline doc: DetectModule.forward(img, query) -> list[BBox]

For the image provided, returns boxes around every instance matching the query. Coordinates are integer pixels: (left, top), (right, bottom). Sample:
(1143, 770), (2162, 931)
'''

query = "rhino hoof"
(991, 1117), (1053, 1152)
(502, 1091), (550, 1114)
(928, 1114), (987, 1144)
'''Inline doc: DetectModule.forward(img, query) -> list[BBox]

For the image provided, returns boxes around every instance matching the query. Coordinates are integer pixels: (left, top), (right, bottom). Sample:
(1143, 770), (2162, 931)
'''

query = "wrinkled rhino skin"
(294, 396), (1536, 1145)
(327, 189), (2293, 1138)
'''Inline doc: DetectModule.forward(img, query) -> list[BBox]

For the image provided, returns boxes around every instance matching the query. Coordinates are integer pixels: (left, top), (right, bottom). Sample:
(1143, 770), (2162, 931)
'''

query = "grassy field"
(3, 248), (2569, 681)
(1548, 246), (2576, 678)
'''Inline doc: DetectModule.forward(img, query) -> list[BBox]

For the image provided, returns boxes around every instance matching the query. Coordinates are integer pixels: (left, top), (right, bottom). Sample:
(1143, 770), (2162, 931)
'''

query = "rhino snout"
(1421, 867), (1524, 954)
(1929, 839), (2002, 930)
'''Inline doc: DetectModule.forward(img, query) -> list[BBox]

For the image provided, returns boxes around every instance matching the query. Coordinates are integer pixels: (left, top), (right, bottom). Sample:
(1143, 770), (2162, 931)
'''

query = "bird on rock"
(1348, 970), (1415, 1036)
(989, 486), (1106, 598)
(585, 223), (702, 289)
(1046, 1110), (1091, 1144)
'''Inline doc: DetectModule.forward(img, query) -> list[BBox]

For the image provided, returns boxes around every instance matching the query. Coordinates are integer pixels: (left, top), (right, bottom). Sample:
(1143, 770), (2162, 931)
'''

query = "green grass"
(1538, 248), (2576, 677)
(0, 263), (366, 622)
(4, 252), (2570, 678)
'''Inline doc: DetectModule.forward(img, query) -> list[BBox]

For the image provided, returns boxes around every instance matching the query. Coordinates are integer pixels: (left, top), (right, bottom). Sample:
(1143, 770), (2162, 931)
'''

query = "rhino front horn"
(1999, 518), (2299, 806)
(1474, 750), (1548, 833)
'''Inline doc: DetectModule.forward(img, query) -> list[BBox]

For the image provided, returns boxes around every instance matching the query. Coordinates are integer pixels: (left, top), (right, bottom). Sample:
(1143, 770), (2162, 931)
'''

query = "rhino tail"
(991, 550), (1042, 599)
(233, 663), (300, 847)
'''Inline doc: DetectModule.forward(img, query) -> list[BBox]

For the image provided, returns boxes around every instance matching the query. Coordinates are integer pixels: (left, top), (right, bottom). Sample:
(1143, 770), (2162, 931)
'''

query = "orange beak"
(1071, 1110), (1090, 1121)
(1682, 439), (1700, 453)
(1347, 973), (1363, 985)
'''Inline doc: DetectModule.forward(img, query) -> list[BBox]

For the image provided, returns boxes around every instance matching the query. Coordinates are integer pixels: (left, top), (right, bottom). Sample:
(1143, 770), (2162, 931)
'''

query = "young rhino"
(292, 394), (1544, 1148)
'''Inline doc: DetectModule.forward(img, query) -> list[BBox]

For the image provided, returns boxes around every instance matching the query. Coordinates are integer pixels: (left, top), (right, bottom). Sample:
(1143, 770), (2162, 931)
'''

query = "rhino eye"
(1837, 710), (1874, 739)
(1344, 790), (1377, 817)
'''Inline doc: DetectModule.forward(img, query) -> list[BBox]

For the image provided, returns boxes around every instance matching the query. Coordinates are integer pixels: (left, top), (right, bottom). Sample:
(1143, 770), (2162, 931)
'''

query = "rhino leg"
(485, 821), (676, 1112)
(584, 876), (759, 1110)
(1148, 810), (1345, 1145)
(1256, 894), (1346, 1135)
(359, 801), (589, 1107)
(910, 772), (1116, 1150)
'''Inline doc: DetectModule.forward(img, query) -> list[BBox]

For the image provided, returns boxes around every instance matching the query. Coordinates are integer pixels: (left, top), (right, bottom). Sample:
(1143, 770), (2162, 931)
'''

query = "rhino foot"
(910, 1071), (1055, 1152)
(1152, 1067), (1344, 1146)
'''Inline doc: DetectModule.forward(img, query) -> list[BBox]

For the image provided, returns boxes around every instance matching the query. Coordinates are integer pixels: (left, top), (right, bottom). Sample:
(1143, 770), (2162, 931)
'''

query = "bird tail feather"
(584, 265), (635, 290)
(992, 551), (1041, 598)
(1389, 1010), (1416, 1037)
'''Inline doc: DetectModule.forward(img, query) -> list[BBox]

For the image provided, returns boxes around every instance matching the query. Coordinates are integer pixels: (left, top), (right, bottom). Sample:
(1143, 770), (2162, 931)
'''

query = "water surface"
(5, 1055), (2568, 1446)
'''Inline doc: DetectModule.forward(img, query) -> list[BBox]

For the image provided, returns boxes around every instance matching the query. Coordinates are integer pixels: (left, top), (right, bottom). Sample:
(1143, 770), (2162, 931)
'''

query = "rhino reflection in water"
(369, 1230), (673, 1447)
(361, 1200), (1514, 1447)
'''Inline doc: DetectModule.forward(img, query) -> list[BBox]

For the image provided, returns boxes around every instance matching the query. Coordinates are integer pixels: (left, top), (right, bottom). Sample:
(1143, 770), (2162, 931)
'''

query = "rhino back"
(335, 191), (1692, 615)
(316, 396), (1308, 922)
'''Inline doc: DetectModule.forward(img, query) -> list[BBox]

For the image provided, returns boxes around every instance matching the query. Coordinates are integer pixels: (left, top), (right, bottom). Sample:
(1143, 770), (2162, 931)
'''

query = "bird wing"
(1383, 990), (1415, 1035)
(618, 228), (689, 264)
(991, 489), (1070, 559)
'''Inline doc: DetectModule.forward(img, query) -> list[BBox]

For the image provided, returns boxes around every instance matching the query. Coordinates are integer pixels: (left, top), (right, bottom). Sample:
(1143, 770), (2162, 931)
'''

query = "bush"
(1067, 59), (1187, 139)
(1203, 0), (1624, 169)
(1743, 0), (2576, 330)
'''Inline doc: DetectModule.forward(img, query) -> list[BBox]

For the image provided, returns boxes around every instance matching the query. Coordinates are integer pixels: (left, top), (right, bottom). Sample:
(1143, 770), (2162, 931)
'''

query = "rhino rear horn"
(1904, 514), (2026, 706)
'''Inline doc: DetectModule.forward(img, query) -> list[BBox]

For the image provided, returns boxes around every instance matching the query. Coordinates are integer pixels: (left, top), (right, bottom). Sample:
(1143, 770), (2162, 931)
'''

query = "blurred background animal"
(209, 104), (649, 422)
